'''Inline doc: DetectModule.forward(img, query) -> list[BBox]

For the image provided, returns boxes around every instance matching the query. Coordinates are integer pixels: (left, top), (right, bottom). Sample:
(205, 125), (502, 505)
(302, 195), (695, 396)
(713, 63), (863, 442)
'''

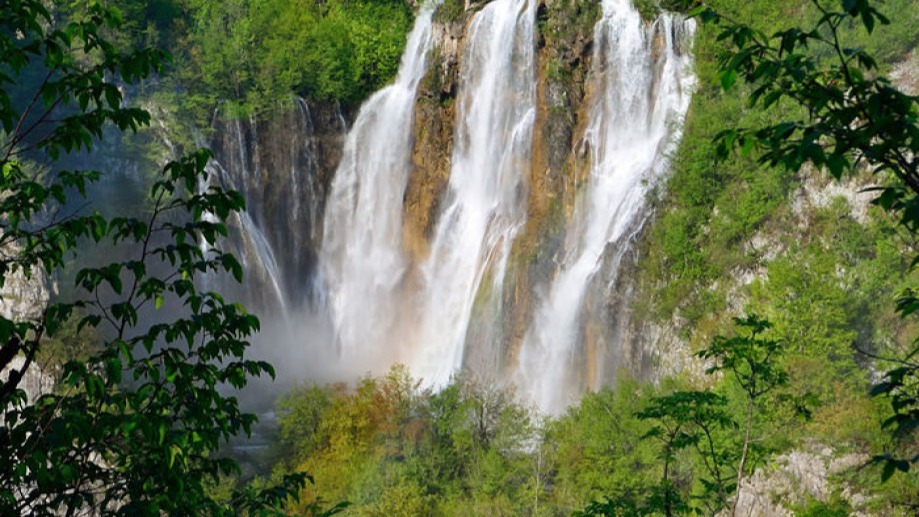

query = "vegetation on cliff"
(98, 0), (415, 122)
(176, 0), (414, 116)
(636, 0), (919, 338)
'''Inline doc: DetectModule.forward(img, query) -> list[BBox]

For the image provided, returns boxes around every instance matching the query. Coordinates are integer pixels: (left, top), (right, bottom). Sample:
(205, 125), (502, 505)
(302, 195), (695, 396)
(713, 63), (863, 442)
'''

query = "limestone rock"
(726, 444), (870, 517)
(0, 246), (52, 405)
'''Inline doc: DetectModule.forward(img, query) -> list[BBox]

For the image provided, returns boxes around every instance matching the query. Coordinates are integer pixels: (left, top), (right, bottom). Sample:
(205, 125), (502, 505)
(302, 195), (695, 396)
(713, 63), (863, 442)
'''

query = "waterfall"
(208, 0), (695, 414)
(407, 0), (537, 386)
(513, 1), (696, 413)
(319, 2), (440, 371)
(203, 97), (327, 314)
(319, 0), (536, 384)
(206, 159), (291, 317)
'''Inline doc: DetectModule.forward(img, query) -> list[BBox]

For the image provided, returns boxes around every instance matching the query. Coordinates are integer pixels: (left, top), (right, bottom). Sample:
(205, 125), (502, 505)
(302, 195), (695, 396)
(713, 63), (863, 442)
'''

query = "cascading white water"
(215, 0), (695, 413)
(406, 0), (537, 386)
(203, 159), (291, 317)
(201, 96), (326, 315)
(513, 0), (696, 413)
(319, 2), (440, 370)
(320, 0), (536, 383)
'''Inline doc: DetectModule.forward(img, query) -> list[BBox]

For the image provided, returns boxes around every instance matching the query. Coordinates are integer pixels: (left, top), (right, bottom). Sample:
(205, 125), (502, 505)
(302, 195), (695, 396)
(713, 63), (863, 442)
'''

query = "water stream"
(319, 1), (441, 371)
(406, 0), (537, 386)
(513, 1), (695, 413)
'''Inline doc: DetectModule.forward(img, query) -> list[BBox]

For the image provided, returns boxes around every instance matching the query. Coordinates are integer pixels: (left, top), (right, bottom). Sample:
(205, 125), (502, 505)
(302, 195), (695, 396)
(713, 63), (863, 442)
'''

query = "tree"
(575, 316), (802, 516)
(638, 390), (731, 516)
(677, 0), (919, 476)
(697, 314), (788, 503)
(0, 1), (311, 513)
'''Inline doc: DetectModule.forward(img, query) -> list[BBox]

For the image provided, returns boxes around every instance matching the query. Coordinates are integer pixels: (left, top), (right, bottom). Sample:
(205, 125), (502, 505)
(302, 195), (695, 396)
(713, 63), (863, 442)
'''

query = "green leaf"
(720, 69), (737, 90)
(861, 10), (875, 33)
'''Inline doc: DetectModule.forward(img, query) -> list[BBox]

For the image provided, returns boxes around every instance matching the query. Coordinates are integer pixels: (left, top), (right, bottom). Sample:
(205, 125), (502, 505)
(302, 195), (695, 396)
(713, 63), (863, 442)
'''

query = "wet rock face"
(402, 13), (466, 262)
(0, 356), (54, 407)
(499, 0), (599, 340)
(399, 0), (688, 392)
(406, 0), (600, 264)
(0, 262), (48, 324)
(208, 99), (347, 311)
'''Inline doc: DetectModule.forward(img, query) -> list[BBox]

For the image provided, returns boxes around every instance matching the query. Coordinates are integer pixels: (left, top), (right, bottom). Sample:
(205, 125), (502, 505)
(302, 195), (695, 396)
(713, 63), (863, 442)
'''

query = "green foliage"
(537, 0), (601, 54)
(433, 0), (466, 24)
(638, 390), (735, 513)
(175, 0), (414, 118)
(686, 0), (919, 475)
(637, 40), (800, 325)
(546, 381), (660, 511)
(276, 383), (335, 467)
(273, 368), (561, 516)
(0, 1), (305, 513)
(699, 315), (787, 401)
(795, 498), (853, 517)
(633, 0), (667, 21)
(574, 316), (811, 515)
(637, 0), (918, 334)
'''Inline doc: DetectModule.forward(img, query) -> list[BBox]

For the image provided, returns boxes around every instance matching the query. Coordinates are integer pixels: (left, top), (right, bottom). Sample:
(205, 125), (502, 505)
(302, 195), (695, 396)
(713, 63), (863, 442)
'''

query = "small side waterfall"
(513, 1), (696, 413)
(204, 97), (333, 314)
(207, 159), (292, 316)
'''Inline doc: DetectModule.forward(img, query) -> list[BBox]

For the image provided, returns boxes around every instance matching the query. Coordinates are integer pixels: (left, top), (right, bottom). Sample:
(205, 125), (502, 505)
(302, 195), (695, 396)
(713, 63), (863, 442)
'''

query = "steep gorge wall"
(400, 0), (693, 401)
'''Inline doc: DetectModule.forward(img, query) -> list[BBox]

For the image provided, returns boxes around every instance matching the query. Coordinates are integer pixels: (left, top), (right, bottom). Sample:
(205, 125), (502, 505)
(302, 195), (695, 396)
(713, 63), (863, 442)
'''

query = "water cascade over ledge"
(319, 1), (441, 373)
(210, 0), (696, 413)
(513, 0), (696, 413)
(405, 0), (537, 386)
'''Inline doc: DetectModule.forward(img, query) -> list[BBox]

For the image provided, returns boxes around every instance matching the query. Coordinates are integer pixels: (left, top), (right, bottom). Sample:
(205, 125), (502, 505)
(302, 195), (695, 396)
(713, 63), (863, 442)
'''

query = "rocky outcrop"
(0, 356), (54, 406)
(892, 50), (918, 95)
(402, 0), (692, 393)
(504, 0), (600, 366)
(0, 265), (48, 324)
(0, 250), (52, 405)
(404, 18), (466, 261)
(406, 0), (599, 269)
(727, 444), (870, 517)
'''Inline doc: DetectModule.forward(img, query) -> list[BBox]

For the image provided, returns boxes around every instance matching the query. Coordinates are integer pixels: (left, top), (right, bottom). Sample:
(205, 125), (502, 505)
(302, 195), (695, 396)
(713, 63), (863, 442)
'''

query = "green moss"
(794, 498), (853, 517)
(434, 0), (465, 24)
(633, 0), (661, 21)
(541, 0), (600, 45)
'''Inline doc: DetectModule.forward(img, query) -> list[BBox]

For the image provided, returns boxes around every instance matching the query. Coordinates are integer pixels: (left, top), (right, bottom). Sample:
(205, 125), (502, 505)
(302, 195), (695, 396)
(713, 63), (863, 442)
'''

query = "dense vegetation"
(636, 0), (919, 341)
(169, 0), (414, 120)
(258, 349), (913, 515)
(74, 0), (414, 123)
